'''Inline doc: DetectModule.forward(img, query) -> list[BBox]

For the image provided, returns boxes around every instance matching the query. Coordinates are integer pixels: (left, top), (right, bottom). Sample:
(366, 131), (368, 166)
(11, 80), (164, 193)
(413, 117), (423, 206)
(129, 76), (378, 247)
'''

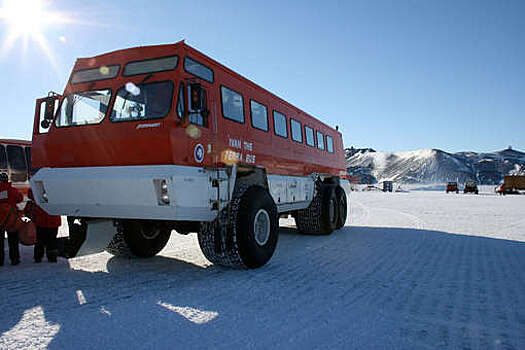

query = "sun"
(0, 0), (46, 37)
(0, 0), (73, 69)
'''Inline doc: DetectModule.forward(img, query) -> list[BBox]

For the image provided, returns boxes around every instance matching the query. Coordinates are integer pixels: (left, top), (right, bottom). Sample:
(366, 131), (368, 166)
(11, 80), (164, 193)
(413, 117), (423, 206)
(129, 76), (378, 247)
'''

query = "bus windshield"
(110, 81), (173, 122)
(55, 90), (112, 127)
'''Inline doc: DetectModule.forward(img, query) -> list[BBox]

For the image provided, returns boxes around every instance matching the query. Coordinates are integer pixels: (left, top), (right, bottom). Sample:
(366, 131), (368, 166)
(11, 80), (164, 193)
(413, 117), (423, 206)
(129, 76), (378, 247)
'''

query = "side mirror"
(44, 95), (57, 120)
(189, 83), (204, 111)
(41, 119), (51, 129)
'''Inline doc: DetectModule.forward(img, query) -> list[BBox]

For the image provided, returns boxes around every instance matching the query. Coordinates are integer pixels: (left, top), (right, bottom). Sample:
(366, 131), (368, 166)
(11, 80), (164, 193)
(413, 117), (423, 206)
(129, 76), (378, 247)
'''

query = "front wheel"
(198, 185), (278, 269)
(121, 220), (171, 257)
(236, 186), (279, 268)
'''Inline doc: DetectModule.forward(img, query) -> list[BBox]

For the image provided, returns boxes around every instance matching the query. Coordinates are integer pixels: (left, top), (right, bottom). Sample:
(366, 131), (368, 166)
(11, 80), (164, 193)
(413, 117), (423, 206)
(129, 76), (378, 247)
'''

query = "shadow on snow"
(1, 225), (525, 349)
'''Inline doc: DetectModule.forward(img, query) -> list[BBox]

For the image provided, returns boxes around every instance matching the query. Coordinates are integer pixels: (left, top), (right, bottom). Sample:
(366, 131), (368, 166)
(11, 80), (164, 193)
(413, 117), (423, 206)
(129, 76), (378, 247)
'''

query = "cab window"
(56, 90), (111, 127)
(184, 57), (214, 83)
(187, 85), (207, 127)
(71, 65), (119, 84)
(123, 56), (178, 76)
(176, 82), (185, 119)
(111, 81), (173, 122)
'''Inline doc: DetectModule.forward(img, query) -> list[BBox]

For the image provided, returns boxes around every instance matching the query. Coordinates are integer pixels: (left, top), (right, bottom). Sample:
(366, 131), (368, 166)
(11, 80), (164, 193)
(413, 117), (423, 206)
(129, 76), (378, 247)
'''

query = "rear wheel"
(121, 220), (171, 258)
(295, 183), (339, 235)
(335, 186), (347, 229)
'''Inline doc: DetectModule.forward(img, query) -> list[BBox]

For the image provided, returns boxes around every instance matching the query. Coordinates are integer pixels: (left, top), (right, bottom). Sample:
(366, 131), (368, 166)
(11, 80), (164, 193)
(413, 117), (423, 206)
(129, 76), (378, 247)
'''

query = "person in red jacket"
(1, 172), (22, 266)
(26, 189), (62, 263)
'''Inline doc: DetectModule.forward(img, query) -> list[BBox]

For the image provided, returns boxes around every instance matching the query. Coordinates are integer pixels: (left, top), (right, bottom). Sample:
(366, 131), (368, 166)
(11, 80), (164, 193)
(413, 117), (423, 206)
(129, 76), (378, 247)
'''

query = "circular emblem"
(194, 144), (205, 163)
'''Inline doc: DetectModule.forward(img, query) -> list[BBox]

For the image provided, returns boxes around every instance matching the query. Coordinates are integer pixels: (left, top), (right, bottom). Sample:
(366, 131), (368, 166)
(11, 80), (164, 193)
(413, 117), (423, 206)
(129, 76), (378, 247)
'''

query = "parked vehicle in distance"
(30, 41), (349, 269)
(463, 181), (479, 194)
(446, 182), (459, 193)
(496, 175), (525, 195)
(0, 139), (33, 196)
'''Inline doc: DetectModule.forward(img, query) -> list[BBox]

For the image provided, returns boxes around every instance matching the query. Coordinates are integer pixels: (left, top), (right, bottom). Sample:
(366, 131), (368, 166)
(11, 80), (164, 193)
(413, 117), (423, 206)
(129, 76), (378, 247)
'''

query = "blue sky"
(1, 0), (524, 152)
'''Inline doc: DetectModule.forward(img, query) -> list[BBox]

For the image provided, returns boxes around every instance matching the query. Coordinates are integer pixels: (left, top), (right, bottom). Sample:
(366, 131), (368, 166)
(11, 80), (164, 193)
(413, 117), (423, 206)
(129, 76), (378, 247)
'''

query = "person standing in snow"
(0, 172), (22, 266)
(25, 189), (61, 263)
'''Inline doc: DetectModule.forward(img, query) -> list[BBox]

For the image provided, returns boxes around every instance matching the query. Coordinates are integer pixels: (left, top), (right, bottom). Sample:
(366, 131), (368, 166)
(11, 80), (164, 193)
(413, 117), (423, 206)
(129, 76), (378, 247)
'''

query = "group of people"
(1, 173), (61, 266)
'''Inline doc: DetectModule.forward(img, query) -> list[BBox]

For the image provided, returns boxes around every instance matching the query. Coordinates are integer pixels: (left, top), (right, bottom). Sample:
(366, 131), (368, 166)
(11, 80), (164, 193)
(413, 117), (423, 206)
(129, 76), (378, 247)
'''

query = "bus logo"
(194, 144), (204, 163)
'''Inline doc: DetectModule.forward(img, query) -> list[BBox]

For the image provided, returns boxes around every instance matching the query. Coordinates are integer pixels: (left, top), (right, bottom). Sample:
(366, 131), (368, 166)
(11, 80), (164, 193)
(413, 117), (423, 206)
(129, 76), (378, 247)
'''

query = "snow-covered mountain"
(346, 147), (525, 184)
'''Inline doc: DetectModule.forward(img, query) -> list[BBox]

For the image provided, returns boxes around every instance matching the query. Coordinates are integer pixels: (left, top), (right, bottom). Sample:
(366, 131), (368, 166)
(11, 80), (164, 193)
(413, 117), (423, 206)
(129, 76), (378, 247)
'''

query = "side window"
(273, 111), (287, 138)
(305, 126), (315, 147)
(326, 136), (334, 153)
(6, 145), (28, 182)
(221, 86), (244, 123)
(0, 145), (7, 173)
(291, 119), (302, 143)
(317, 131), (325, 150)
(250, 100), (268, 131)
(176, 82), (185, 119)
(184, 56), (214, 83)
(187, 85), (208, 127)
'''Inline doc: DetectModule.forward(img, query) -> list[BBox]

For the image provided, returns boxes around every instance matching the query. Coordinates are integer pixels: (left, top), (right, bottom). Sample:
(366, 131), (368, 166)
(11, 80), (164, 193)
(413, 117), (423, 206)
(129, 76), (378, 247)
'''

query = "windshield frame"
(54, 88), (113, 128)
(109, 80), (174, 123)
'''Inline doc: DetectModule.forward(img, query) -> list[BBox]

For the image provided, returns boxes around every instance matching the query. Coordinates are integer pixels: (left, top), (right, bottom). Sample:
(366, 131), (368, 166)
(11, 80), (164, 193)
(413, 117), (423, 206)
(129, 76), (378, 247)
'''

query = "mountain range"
(345, 147), (525, 185)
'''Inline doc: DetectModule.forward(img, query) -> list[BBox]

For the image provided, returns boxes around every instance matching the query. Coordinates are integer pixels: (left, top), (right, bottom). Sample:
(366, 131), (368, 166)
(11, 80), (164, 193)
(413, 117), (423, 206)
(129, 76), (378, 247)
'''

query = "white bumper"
(30, 165), (217, 221)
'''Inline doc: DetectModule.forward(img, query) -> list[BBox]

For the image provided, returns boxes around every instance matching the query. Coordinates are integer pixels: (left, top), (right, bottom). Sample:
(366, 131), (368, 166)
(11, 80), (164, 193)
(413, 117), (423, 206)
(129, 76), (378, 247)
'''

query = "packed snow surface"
(2, 191), (525, 349)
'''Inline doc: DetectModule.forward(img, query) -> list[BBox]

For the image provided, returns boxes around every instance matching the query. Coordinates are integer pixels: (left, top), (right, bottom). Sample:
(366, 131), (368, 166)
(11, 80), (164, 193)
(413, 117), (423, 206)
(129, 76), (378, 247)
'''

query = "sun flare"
(0, 0), (72, 70)
(0, 0), (45, 37)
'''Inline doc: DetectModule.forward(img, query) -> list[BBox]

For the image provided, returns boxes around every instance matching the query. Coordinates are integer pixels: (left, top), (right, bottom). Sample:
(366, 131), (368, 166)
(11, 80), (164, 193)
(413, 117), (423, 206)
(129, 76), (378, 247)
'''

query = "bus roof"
(72, 40), (341, 136)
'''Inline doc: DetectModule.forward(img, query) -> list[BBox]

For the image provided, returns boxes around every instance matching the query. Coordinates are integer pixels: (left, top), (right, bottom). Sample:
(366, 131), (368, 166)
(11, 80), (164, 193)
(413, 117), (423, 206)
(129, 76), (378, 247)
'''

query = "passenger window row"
(219, 84), (334, 153)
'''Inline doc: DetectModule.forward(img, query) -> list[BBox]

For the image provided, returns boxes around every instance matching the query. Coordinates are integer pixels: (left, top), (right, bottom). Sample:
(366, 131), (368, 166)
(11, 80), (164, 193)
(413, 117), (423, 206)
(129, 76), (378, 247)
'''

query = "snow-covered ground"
(1, 191), (525, 349)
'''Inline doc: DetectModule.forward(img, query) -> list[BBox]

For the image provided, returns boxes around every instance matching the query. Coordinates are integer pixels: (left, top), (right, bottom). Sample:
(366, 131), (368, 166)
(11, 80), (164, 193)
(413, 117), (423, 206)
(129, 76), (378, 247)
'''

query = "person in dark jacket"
(26, 189), (62, 263)
(0, 172), (22, 266)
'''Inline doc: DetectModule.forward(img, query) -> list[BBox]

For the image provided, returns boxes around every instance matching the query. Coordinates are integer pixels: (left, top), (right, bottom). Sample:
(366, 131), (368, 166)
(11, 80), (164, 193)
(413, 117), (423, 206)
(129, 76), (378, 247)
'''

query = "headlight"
(154, 179), (170, 206)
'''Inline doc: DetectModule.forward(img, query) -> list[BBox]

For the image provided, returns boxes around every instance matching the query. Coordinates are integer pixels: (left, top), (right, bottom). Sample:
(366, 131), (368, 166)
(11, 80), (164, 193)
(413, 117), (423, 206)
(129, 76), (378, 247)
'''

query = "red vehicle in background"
(30, 41), (349, 268)
(446, 182), (459, 193)
(0, 139), (33, 196)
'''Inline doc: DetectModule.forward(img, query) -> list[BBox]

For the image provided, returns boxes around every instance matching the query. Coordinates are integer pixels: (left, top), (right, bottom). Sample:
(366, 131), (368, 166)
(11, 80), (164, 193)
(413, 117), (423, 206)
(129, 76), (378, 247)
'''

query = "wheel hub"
(140, 223), (161, 240)
(254, 209), (271, 246)
(329, 198), (336, 223)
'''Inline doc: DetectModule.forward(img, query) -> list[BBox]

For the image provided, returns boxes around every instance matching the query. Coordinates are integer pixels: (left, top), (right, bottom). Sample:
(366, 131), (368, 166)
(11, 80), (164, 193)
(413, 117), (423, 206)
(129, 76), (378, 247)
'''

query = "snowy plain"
(1, 190), (525, 349)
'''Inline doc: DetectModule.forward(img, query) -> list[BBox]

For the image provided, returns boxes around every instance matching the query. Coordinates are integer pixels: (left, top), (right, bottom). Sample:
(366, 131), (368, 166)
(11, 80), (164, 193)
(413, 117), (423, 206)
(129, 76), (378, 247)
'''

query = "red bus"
(0, 139), (32, 196)
(31, 41), (348, 268)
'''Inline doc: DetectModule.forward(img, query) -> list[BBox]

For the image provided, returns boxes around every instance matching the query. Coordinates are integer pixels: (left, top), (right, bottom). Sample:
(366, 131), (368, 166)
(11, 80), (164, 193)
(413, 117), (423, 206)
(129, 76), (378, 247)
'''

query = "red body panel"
(32, 42), (346, 177)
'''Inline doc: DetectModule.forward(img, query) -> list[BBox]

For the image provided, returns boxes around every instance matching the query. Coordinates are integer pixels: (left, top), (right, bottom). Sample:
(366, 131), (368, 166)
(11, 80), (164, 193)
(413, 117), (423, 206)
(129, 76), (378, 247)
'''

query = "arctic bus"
(31, 41), (348, 268)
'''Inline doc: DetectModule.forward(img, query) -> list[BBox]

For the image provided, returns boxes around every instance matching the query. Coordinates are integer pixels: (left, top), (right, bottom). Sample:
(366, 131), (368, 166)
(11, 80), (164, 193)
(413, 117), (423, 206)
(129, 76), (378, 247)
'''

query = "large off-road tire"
(198, 184), (279, 269)
(295, 183), (339, 235)
(335, 186), (347, 229)
(121, 220), (171, 258)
